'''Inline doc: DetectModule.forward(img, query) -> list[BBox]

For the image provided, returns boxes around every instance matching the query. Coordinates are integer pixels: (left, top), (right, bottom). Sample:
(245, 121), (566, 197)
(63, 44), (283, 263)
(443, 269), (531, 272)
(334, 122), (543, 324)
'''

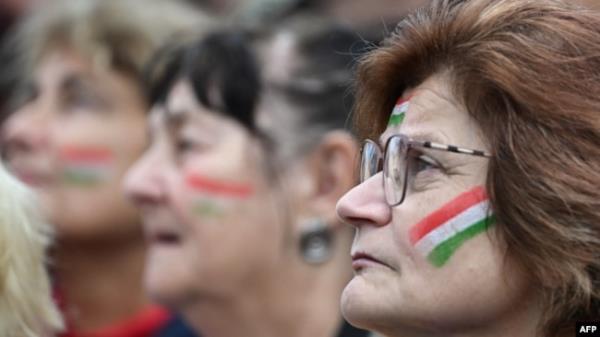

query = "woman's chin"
(143, 262), (192, 308)
(340, 277), (378, 330)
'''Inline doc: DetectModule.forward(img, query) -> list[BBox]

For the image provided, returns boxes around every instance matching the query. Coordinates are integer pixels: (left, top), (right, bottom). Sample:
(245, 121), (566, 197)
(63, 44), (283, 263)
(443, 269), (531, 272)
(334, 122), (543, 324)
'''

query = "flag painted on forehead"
(185, 173), (254, 199)
(409, 186), (495, 267)
(388, 97), (409, 126)
(59, 146), (113, 185)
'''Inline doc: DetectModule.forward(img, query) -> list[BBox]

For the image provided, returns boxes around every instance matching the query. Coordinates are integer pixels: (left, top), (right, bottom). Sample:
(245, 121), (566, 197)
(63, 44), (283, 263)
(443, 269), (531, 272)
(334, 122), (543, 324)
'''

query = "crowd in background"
(0, 0), (413, 336)
(0, 0), (598, 337)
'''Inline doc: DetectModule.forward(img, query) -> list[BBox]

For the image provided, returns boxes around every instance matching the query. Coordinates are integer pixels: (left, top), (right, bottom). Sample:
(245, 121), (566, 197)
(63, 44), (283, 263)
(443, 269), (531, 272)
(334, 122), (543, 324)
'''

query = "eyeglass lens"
(384, 136), (408, 206)
(359, 136), (410, 206)
(360, 140), (381, 183)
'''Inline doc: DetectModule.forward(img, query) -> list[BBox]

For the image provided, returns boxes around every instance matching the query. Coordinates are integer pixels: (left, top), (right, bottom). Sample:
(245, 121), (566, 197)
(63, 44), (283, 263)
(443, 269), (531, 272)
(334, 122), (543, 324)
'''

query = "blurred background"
(2, 0), (599, 118)
(0, 1), (599, 336)
(0, 0), (431, 120)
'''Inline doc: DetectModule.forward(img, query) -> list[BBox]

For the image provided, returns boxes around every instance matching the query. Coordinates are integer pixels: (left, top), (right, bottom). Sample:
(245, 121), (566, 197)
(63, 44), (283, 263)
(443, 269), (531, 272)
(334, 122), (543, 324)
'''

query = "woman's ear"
(300, 130), (359, 230)
(286, 130), (357, 264)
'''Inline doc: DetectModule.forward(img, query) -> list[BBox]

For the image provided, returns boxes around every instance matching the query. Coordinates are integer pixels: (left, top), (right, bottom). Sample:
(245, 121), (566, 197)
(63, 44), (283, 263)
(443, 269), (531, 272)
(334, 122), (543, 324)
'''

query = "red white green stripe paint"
(193, 198), (225, 218)
(185, 173), (254, 199)
(185, 173), (253, 217)
(388, 97), (409, 127)
(409, 186), (495, 267)
(59, 146), (113, 185)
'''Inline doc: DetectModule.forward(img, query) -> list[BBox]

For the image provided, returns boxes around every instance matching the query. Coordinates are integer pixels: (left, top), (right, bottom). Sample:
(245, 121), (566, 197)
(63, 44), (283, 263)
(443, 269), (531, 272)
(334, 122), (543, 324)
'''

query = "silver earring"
(299, 218), (333, 265)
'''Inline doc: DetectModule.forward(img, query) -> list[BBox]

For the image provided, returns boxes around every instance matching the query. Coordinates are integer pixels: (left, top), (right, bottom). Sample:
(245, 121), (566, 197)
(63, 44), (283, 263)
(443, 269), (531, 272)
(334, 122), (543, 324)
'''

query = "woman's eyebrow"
(61, 73), (100, 95)
(163, 107), (187, 128)
(378, 131), (449, 149)
(60, 73), (112, 107)
(407, 131), (449, 145)
(161, 107), (190, 139)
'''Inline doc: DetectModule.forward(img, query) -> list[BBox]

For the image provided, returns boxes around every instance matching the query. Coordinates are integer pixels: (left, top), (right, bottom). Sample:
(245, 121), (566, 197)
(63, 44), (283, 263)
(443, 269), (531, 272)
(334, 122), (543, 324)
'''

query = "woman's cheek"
(58, 144), (116, 187)
(181, 170), (256, 221)
(405, 186), (494, 268)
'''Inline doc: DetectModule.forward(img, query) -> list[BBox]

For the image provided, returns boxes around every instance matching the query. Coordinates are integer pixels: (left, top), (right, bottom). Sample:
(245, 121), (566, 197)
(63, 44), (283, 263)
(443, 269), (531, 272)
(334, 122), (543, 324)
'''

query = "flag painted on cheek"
(185, 173), (254, 216)
(409, 186), (495, 267)
(388, 97), (409, 127)
(185, 174), (254, 198)
(193, 198), (225, 218)
(59, 146), (113, 185)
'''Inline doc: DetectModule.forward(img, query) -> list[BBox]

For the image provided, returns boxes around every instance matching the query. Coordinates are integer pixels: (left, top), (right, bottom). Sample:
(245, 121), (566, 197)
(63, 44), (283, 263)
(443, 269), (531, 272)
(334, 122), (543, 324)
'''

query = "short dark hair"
(145, 18), (367, 159)
(144, 30), (262, 132)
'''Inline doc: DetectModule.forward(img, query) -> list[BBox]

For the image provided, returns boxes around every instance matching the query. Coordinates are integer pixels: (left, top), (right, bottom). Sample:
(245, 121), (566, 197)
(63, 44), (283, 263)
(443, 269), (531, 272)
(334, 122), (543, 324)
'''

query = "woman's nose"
(336, 172), (392, 229)
(123, 146), (167, 207)
(2, 107), (51, 156)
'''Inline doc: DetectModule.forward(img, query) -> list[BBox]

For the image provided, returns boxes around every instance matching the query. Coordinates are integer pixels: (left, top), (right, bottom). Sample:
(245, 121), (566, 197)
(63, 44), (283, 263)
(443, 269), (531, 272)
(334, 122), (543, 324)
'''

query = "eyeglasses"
(360, 134), (492, 206)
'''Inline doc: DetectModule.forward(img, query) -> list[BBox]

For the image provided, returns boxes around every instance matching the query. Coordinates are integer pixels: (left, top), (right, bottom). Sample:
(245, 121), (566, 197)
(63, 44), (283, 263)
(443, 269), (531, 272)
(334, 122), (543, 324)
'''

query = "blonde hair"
(11, 0), (210, 86)
(0, 162), (63, 337)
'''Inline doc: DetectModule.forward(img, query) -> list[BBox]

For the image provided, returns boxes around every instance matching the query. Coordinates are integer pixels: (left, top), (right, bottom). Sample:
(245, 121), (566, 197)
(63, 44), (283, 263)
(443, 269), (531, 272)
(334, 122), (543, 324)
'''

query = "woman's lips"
(153, 232), (181, 245)
(351, 251), (391, 271)
(144, 220), (183, 246)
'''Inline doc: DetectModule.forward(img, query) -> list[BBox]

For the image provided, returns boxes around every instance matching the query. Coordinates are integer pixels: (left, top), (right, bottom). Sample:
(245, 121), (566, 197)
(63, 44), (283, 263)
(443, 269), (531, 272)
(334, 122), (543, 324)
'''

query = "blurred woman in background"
(1, 0), (208, 335)
(125, 17), (371, 337)
(0, 161), (63, 337)
(336, 0), (600, 336)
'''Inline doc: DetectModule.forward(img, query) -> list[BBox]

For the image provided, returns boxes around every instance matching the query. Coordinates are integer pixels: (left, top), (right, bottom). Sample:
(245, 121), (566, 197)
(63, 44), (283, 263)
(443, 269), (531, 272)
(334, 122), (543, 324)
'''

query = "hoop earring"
(299, 218), (333, 265)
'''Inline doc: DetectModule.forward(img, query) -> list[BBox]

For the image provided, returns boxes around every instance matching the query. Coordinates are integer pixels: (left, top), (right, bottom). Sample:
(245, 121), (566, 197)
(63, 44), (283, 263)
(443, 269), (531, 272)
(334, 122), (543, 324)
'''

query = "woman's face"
(124, 80), (285, 307)
(337, 75), (534, 334)
(2, 47), (147, 243)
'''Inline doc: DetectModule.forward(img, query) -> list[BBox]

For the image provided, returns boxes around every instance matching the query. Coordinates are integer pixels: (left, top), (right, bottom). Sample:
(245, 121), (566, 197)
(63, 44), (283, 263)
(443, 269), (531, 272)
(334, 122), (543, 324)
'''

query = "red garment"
(59, 305), (171, 337)
(53, 281), (172, 337)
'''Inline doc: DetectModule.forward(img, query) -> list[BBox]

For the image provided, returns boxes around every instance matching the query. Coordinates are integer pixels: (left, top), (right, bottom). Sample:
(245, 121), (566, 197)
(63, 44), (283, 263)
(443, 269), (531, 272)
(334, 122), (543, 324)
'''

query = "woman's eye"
(62, 89), (108, 112)
(67, 92), (100, 108)
(175, 136), (210, 154)
(407, 152), (443, 192)
(415, 154), (440, 172)
(175, 138), (196, 153)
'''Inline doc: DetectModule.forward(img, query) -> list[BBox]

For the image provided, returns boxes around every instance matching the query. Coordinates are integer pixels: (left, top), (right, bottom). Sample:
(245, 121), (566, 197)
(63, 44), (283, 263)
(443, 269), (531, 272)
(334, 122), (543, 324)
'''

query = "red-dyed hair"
(353, 0), (600, 334)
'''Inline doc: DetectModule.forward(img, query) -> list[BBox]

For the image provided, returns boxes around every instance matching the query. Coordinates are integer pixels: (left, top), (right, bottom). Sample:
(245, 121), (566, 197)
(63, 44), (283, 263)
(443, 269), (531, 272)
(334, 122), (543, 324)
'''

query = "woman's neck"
(53, 236), (150, 332)
(380, 287), (543, 337)
(187, 233), (354, 337)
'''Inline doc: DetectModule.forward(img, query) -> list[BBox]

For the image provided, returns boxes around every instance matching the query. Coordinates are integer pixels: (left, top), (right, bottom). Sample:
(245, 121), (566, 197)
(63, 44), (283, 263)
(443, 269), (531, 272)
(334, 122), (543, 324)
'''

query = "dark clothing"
(172, 318), (369, 337)
(154, 315), (197, 337)
(336, 320), (371, 337)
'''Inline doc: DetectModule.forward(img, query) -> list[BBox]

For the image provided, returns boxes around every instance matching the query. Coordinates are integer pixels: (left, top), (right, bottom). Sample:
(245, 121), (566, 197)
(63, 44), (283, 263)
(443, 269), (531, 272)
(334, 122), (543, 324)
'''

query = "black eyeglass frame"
(360, 134), (492, 206)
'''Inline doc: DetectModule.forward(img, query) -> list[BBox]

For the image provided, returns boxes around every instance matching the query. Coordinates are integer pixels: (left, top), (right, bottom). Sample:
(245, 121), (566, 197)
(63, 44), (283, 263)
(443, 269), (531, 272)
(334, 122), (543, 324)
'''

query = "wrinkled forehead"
(163, 80), (196, 112)
(31, 48), (95, 86)
(405, 76), (463, 125)
(147, 81), (190, 134)
(381, 75), (487, 149)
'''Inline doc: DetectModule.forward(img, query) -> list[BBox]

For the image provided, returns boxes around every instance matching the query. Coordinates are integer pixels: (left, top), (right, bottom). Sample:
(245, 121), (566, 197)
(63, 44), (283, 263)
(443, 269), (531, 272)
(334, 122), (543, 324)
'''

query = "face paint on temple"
(388, 97), (410, 127)
(409, 186), (495, 267)
(59, 146), (114, 186)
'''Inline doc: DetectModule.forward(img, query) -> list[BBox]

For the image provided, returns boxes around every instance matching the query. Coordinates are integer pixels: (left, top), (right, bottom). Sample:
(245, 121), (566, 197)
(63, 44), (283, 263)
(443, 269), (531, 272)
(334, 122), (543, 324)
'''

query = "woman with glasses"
(124, 17), (372, 337)
(336, 0), (600, 336)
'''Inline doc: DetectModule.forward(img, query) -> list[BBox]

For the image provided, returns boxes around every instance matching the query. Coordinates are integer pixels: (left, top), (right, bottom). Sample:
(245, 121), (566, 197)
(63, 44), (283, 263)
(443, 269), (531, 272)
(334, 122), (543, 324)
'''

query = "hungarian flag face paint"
(192, 198), (225, 218)
(409, 186), (495, 267)
(185, 173), (254, 216)
(185, 174), (254, 198)
(59, 146), (113, 185)
(388, 97), (409, 127)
